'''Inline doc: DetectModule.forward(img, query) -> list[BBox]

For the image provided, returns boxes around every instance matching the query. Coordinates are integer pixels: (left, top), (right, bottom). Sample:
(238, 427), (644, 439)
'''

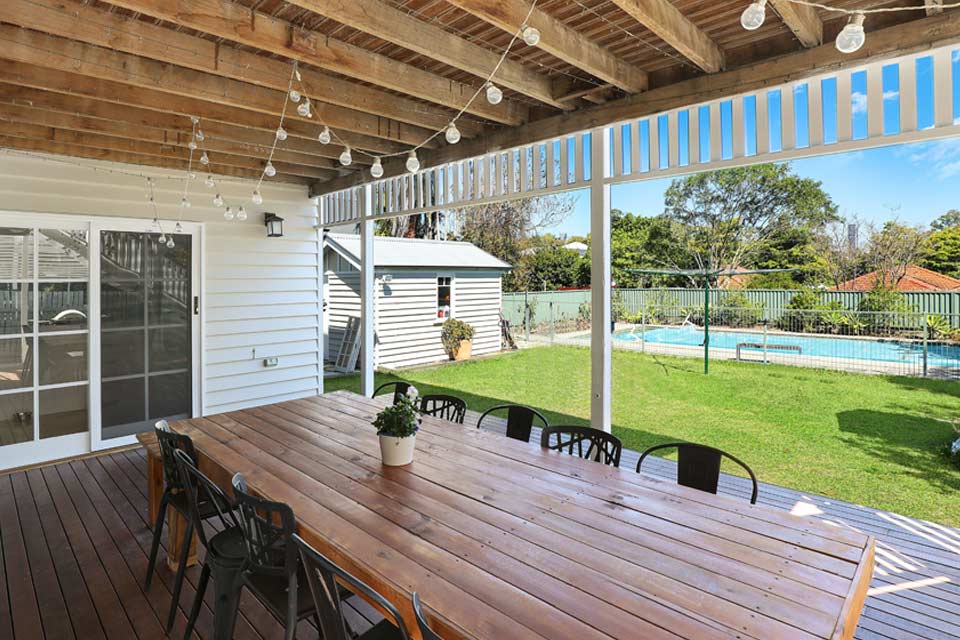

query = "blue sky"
(544, 51), (960, 237)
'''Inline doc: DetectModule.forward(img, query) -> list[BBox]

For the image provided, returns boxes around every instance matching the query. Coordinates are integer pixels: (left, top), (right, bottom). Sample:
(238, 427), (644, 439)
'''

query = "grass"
(326, 345), (960, 527)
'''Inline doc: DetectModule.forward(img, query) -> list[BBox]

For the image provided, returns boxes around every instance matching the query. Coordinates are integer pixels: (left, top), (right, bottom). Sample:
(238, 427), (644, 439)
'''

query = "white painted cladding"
(0, 152), (322, 418)
(325, 268), (503, 370)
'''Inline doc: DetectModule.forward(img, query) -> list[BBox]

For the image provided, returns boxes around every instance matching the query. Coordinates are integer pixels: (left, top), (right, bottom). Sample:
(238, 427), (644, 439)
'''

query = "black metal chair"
(231, 473), (320, 640)
(173, 449), (247, 640)
(540, 425), (622, 467)
(420, 394), (466, 424)
(145, 420), (226, 632)
(373, 381), (411, 405)
(476, 404), (548, 443)
(412, 593), (444, 640)
(636, 442), (759, 504)
(294, 534), (413, 640)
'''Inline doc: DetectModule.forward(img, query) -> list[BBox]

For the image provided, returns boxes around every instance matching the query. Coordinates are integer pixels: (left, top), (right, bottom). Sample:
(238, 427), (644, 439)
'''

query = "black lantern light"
(264, 213), (284, 237)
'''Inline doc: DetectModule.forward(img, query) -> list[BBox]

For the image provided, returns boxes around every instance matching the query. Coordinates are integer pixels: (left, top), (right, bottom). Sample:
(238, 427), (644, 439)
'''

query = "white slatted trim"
(321, 45), (960, 225)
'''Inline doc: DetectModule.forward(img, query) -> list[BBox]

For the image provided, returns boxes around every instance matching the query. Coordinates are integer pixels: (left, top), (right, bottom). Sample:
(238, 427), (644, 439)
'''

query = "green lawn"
(326, 345), (960, 526)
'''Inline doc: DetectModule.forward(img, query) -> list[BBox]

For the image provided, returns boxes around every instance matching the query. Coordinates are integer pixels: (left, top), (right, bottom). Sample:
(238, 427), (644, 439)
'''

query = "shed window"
(437, 276), (452, 319)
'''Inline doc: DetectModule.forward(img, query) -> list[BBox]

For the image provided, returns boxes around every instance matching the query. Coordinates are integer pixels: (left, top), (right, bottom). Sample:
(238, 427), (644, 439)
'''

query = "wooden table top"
(139, 390), (874, 640)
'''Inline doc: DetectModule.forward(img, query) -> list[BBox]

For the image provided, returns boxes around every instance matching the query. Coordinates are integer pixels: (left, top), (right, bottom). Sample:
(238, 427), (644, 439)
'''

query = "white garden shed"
(323, 233), (511, 370)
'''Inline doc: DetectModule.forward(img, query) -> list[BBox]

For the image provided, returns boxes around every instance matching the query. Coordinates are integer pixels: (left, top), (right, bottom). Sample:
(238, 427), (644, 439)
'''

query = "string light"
(195, 129), (205, 142)
(318, 127), (331, 144)
(213, 193), (224, 207)
(405, 151), (420, 173)
(252, 190), (263, 205)
(264, 162), (277, 177)
(289, 89), (301, 103)
(339, 147), (353, 166)
(521, 24), (541, 46)
(205, 175), (216, 188)
(224, 206), (234, 221)
(180, 196), (191, 208)
(275, 127), (288, 141)
(370, 157), (384, 178)
(485, 83), (503, 105)
(166, 237), (175, 248)
(297, 99), (312, 118)
(237, 206), (248, 221)
(199, 152), (209, 165)
(836, 14), (866, 53)
(174, 222), (183, 233)
(444, 123), (461, 145)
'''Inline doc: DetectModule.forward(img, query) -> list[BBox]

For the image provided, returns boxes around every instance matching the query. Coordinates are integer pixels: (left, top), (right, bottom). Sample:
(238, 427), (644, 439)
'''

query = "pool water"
(613, 326), (960, 368)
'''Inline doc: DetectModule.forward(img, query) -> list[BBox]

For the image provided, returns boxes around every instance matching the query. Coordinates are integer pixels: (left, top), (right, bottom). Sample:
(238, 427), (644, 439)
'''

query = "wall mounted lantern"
(264, 213), (284, 237)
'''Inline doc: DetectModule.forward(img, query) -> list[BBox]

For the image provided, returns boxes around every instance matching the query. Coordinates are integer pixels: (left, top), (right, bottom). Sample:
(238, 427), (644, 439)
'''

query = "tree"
(867, 221), (930, 286)
(814, 216), (868, 288)
(931, 209), (960, 231)
(662, 163), (838, 283)
(920, 226), (960, 278)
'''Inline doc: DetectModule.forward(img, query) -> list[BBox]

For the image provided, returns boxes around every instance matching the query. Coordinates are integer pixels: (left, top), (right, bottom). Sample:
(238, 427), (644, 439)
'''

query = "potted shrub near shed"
(373, 386), (421, 466)
(441, 318), (475, 361)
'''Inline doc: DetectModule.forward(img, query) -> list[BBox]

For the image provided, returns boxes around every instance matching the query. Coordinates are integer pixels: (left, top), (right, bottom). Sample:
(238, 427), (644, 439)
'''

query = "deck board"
(0, 393), (956, 639)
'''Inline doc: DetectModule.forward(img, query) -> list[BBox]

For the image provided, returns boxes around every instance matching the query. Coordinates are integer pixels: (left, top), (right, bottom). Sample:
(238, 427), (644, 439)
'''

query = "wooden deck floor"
(1, 407), (959, 640)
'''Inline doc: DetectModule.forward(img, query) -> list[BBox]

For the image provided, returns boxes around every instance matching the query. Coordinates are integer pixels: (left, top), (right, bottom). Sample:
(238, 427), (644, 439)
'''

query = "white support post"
(317, 199), (325, 396)
(360, 185), (375, 398)
(589, 127), (612, 433)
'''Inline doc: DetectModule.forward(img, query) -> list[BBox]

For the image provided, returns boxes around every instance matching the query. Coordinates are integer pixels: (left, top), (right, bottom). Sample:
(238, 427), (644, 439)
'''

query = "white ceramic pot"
(379, 433), (416, 466)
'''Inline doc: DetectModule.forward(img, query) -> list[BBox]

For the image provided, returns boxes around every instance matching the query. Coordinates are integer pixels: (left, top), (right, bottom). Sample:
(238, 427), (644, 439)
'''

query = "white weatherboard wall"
(324, 265), (503, 369)
(0, 152), (322, 427)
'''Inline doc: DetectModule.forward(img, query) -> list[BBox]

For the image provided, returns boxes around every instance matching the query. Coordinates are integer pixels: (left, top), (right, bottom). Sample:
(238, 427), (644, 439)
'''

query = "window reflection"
(0, 283), (32, 335)
(0, 338), (31, 391)
(38, 282), (88, 332)
(38, 229), (88, 279)
(0, 228), (34, 280)
(39, 385), (87, 439)
(0, 391), (32, 445)
(38, 334), (87, 386)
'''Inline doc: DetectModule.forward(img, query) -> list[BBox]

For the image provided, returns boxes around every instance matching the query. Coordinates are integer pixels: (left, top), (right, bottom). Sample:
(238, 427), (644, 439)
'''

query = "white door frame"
(0, 211), (204, 469)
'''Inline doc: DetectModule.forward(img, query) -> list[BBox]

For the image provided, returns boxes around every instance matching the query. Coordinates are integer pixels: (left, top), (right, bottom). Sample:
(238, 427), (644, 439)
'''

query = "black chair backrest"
(155, 421), (197, 491)
(476, 404), (548, 443)
(373, 381), (411, 405)
(412, 593), (444, 640)
(540, 425), (622, 467)
(173, 449), (238, 550)
(231, 473), (298, 576)
(420, 394), (466, 424)
(636, 442), (759, 504)
(294, 534), (412, 640)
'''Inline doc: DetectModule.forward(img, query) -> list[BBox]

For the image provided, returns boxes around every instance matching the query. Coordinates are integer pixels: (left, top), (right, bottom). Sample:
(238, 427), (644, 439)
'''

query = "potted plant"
(441, 317), (475, 361)
(373, 385), (421, 466)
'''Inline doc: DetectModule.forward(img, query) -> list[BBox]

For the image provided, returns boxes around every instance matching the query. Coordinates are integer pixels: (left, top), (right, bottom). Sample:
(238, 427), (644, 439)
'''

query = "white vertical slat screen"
(322, 46), (960, 225)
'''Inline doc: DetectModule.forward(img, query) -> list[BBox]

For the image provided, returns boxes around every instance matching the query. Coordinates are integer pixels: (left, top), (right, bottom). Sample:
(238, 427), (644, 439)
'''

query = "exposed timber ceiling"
(0, 0), (955, 193)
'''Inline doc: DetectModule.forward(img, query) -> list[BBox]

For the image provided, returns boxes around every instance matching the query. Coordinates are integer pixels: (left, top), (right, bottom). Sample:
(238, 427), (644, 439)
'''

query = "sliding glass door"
(0, 214), (201, 467)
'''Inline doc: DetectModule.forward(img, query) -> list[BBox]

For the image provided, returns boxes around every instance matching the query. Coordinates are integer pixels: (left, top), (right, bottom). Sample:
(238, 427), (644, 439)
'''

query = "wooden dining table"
(139, 390), (874, 640)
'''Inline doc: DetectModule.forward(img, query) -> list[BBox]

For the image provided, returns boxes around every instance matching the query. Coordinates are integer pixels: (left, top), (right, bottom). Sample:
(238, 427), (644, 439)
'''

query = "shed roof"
(325, 233), (511, 271)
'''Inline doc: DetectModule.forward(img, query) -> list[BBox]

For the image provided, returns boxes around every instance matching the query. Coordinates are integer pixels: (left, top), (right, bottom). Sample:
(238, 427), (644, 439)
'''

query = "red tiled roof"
(835, 264), (960, 291)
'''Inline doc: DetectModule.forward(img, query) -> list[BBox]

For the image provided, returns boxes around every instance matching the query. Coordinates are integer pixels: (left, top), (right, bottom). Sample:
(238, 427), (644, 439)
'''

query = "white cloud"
(851, 91), (868, 114)
(904, 138), (960, 180)
(883, 90), (899, 101)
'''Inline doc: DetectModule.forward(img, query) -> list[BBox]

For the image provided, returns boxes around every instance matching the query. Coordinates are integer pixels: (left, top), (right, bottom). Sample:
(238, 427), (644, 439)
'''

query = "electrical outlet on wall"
(263, 357), (279, 368)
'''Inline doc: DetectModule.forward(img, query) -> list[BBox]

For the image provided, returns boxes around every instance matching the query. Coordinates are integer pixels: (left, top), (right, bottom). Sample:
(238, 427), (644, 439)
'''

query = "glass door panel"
(100, 231), (192, 440)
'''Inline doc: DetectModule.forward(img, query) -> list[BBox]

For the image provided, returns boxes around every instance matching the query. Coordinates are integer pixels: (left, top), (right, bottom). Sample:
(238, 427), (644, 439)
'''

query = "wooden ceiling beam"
(609, 0), (725, 73)
(0, 101), (340, 172)
(442, 0), (646, 93)
(312, 10), (960, 195)
(0, 63), (387, 159)
(769, 0), (823, 48)
(0, 137), (311, 185)
(0, 120), (332, 180)
(0, 18), (433, 150)
(96, 0), (525, 127)
(280, 0), (565, 109)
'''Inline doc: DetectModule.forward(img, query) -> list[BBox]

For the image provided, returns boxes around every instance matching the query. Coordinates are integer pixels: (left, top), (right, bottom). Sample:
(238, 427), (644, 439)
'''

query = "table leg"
(146, 452), (199, 571)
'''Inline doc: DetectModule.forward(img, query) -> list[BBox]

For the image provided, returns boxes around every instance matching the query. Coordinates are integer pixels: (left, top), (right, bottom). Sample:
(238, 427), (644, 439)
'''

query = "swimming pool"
(613, 326), (960, 368)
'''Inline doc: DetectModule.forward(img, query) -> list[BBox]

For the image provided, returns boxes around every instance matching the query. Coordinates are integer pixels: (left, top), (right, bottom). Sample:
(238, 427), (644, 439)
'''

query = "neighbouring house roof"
(717, 267), (755, 290)
(836, 264), (960, 291)
(562, 241), (588, 252)
(324, 233), (511, 271)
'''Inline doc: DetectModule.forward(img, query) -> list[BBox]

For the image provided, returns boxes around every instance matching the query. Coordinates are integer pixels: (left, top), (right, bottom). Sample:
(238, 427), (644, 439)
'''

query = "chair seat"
(243, 568), (316, 619)
(207, 526), (246, 564)
(360, 619), (407, 640)
(169, 490), (225, 521)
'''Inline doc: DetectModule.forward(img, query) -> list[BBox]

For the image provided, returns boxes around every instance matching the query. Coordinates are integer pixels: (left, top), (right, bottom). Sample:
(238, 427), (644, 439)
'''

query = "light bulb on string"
(289, 89), (301, 103)
(836, 13), (866, 53)
(224, 206), (234, 221)
(200, 152), (210, 166)
(180, 196), (191, 208)
(158, 233), (167, 244)
(187, 140), (197, 151)
(264, 162), (277, 177)
(188, 171), (197, 180)
(166, 237), (175, 249)
(740, 0), (766, 30)
(318, 126), (331, 144)
(405, 150), (420, 173)
(174, 222), (183, 233)
(275, 127), (288, 141)
(252, 190), (263, 205)
(445, 122), (461, 144)
(370, 157), (384, 178)
(195, 129), (205, 142)
(237, 206), (248, 221)
(213, 193), (224, 207)
(339, 147), (353, 166)
(205, 174), (216, 188)
(521, 24), (540, 46)
(297, 99), (312, 118)
(486, 82), (503, 105)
